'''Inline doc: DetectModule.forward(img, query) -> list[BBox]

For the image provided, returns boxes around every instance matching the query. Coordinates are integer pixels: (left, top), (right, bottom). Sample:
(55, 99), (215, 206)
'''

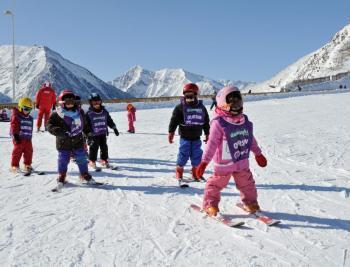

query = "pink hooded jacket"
(202, 108), (262, 174)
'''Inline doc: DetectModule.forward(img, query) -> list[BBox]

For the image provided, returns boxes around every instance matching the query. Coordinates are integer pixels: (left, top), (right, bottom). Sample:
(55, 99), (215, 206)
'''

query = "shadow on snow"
(256, 183), (350, 194)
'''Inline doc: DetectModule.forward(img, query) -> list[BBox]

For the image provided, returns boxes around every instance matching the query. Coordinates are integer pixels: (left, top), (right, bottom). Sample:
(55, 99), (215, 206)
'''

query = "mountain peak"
(130, 65), (143, 71)
(246, 22), (350, 93)
(0, 45), (129, 100)
(111, 67), (252, 97)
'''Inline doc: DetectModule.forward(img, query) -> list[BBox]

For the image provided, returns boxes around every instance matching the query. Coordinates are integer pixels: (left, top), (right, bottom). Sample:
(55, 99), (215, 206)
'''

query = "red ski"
(190, 204), (245, 228)
(236, 203), (281, 226)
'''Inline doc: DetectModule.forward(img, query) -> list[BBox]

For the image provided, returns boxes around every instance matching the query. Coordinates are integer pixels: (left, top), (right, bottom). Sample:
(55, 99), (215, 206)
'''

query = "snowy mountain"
(0, 45), (130, 101)
(245, 23), (350, 93)
(110, 65), (253, 97)
(0, 92), (11, 103)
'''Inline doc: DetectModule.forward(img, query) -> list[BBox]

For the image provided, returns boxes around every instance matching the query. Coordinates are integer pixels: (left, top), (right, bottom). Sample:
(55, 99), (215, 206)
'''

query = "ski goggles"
(64, 98), (76, 105)
(91, 100), (102, 105)
(184, 93), (197, 100)
(22, 106), (32, 112)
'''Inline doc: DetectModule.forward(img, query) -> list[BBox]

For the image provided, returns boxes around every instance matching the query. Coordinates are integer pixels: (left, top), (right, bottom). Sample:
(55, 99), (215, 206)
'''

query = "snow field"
(0, 93), (349, 266)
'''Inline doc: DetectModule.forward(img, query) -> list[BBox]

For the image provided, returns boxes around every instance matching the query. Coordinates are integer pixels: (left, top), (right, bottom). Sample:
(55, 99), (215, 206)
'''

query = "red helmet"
(58, 89), (75, 107)
(183, 83), (199, 94)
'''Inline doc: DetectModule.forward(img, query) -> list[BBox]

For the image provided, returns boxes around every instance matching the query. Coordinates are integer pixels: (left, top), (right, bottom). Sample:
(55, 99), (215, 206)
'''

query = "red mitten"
(203, 134), (209, 144)
(196, 162), (208, 178)
(168, 132), (175, 144)
(255, 154), (267, 167)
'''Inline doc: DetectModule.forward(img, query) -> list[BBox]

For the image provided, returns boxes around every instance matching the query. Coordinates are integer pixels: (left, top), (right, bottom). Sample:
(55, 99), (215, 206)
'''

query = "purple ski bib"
(18, 114), (33, 140)
(87, 109), (108, 136)
(63, 111), (83, 137)
(181, 99), (205, 126)
(218, 115), (253, 163)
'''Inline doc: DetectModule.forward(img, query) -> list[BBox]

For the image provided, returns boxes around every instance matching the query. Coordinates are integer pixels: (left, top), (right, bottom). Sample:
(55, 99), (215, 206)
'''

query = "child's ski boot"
(23, 165), (34, 176)
(10, 166), (21, 173)
(241, 202), (261, 214)
(80, 173), (97, 185)
(205, 206), (219, 217)
(89, 160), (101, 172)
(100, 160), (110, 168)
(52, 173), (67, 192)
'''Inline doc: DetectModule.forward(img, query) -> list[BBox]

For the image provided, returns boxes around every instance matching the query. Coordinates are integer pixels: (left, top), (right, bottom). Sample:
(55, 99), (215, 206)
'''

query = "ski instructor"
(35, 81), (57, 132)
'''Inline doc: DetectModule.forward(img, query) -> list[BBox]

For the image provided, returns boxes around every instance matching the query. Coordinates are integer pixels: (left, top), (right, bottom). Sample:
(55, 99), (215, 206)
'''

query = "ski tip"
(266, 220), (281, 226)
(190, 204), (201, 211)
(228, 221), (245, 227)
(51, 188), (61, 193)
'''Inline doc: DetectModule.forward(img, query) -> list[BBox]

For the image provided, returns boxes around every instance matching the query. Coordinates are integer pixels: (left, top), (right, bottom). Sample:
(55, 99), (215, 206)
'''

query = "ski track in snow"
(1, 93), (350, 266)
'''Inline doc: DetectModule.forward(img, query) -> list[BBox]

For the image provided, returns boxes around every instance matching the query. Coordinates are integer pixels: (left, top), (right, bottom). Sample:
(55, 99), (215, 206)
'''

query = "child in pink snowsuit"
(127, 104), (136, 133)
(196, 86), (267, 216)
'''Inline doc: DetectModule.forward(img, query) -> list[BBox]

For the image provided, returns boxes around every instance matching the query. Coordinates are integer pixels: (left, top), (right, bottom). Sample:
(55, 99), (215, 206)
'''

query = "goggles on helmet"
(63, 98), (76, 105)
(22, 106), (32, 112)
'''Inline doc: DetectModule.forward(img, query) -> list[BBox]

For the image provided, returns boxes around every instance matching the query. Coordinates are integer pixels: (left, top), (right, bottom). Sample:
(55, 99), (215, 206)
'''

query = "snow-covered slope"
(246, 23), (350, 93)
(0, 45), (130, 100)
(0, 92), (349, 266)
(111, 65), (253, 97)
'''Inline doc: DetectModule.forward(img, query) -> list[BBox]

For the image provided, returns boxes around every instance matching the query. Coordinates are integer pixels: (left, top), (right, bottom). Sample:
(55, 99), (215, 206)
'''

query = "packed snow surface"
(0, 92), (349, 266)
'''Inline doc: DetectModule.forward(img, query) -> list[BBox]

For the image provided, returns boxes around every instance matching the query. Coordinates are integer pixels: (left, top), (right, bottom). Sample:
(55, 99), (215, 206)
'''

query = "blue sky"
(1, 0), (349, 82)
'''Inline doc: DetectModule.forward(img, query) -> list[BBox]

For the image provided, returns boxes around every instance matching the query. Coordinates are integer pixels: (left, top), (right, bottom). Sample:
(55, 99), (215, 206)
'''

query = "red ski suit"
(35, 84), (56, 129)
(10, 108), (33, 167)
(127, 106), (136, 132)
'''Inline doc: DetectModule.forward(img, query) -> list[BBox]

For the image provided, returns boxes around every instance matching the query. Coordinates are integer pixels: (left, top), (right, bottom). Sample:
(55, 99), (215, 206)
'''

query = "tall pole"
(4, 11), (16, 101)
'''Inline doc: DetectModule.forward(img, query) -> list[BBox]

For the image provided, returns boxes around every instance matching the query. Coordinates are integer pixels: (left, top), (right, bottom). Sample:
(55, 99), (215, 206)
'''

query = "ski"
(84, 181), (105, 186)
(91, 165), (117, 172)
(236, 203), (281, 226)
(182, 176), (206, 183)
(93, 167), (102, 172)
(190, 204), (245, 227)
(178, 179), (189, 188)
(103, 164), (118, 170)
(21, 169), (45, 176)
(51, 183), (64, 193)
(51, 181), (105, 193)
(108, 165), (118, 170)
(22, 171), (32, 177)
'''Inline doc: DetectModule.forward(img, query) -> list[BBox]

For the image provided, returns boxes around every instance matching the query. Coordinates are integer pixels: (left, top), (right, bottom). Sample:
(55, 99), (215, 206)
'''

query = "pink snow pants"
(203, 169), (258, 209)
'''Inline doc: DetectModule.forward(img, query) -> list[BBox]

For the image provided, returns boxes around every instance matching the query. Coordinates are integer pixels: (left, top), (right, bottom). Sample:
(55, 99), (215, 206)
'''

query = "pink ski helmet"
(216, 86), (241, 112)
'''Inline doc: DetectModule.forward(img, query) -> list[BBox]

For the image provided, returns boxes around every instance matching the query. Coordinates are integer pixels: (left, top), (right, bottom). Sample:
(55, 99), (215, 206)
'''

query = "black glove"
(87, 137), (94, 146)
(36, 104), (39, 109)
(52, 105), (56, 111)
(57, 131), (70, 137)
(13, 134), (21, 144)
(113, 128), (119, 136)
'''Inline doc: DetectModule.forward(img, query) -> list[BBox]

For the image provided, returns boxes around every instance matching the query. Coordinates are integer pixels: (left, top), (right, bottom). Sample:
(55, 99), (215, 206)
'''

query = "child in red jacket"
(0, 109), (10, 121)
(127, 103), (136, 133)
(10, 97), (34, 174)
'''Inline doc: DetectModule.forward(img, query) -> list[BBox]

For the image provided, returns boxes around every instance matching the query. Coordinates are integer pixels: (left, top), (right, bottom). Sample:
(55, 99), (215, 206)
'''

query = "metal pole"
(4, 11), (16, 101)
(11, 13), (16, 101)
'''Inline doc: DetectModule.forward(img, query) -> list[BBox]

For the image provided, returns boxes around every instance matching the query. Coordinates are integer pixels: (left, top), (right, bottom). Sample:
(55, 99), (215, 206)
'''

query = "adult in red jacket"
(35, 82), (56, 131)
